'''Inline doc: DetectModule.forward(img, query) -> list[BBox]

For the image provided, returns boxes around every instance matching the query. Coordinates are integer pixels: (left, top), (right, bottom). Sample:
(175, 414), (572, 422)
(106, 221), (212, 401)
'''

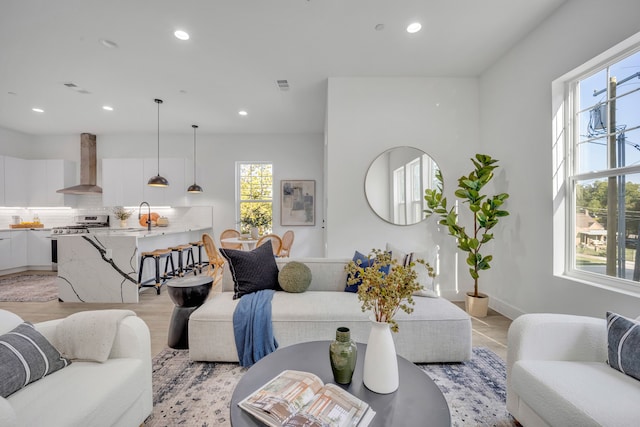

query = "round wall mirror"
(365, 146), (441, 225)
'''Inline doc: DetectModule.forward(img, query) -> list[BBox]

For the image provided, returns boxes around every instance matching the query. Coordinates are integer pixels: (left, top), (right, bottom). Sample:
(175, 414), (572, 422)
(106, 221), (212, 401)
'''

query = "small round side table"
(167, 275), (213, 349)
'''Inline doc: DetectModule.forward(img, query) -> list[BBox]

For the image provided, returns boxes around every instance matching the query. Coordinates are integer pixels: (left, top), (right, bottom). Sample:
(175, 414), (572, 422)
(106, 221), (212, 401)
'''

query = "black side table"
(167, 275), (213, 349)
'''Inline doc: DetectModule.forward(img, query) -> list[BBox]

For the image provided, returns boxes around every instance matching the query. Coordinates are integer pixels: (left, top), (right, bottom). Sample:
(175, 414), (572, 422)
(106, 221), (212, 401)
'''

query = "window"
(237, 162), (273, 234)
(560, 37), (640, 292)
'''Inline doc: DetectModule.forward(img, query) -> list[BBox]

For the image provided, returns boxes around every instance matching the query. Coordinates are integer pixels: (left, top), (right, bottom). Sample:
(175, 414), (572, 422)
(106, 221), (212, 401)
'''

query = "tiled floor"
(1, 271), (511, 360)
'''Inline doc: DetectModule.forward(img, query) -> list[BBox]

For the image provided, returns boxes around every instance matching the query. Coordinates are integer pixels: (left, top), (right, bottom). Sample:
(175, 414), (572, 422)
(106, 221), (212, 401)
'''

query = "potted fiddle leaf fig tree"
(423, 154), (509, 317)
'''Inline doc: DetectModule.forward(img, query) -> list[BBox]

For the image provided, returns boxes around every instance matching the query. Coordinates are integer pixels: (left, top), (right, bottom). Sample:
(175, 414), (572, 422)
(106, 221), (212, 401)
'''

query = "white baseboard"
(488, 295), (525, 320)
(439, 289), (525, 321)
(0, 265), (55, 276)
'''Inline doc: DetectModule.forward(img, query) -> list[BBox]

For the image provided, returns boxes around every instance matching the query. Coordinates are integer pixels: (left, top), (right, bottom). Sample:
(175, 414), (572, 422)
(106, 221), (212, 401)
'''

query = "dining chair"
(202, 233), (225, 291)
(220, 229), (242, 250)
(256, 234), (283, 256)
(279, 230), (295, 257)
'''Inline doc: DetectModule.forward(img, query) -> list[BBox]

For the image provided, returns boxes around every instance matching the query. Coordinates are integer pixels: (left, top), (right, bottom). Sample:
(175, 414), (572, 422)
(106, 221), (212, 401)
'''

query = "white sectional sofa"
(189, 257), (472, 363)
(0, 309), (153, 427)
(507, 313), (640, 427)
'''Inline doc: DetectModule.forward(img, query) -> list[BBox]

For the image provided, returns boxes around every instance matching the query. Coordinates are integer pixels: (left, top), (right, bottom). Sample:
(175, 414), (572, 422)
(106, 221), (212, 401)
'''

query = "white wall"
(479, 0), (640, 318)
(0, 127), (33, 157)
(326, 77), (480, 299)
(7, 132), (325, 257)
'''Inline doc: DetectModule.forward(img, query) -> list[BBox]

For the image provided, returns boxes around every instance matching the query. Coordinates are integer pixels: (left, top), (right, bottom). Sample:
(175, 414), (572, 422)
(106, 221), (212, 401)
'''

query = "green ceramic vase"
(329, 327), (357, 384)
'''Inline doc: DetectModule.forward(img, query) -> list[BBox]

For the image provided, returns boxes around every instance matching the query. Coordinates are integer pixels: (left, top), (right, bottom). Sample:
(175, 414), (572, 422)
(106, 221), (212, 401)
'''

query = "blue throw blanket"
(233, 289), (278, 367)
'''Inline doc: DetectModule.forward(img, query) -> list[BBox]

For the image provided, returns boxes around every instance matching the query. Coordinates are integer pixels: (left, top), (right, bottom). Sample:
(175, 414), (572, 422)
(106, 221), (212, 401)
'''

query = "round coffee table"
(230, 341), (451, 426)
(166, 275), (213, 349)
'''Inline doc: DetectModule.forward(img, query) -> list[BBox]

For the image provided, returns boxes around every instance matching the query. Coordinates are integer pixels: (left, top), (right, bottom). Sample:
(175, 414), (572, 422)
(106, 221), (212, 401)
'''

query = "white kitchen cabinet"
(0, 230), (51, 272)
(0, 231), (11, 271)
(28, 160), (48, 205)
(27, 229), (52, 267)
(4, 156), (27, 206)
(9, 230), (27, 270)
(28, 159), (76, 206)
(46, 159), (76, 206)
(1, 157), (75, 207)
(103, 157), (185, 207)
(143, 157), (186, 206)
(0, 157), (5, 205)
(102, 158), (145, 206)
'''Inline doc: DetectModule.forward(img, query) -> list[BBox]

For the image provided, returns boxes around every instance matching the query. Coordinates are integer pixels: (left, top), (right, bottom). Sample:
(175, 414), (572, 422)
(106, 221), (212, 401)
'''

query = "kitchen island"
(56, 226), (212, 303)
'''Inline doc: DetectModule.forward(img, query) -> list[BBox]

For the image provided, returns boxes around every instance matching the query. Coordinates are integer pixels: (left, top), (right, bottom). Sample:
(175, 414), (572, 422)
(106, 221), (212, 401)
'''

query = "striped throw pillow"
(606, 311), (640, 381)
(0, 322), (70, 398)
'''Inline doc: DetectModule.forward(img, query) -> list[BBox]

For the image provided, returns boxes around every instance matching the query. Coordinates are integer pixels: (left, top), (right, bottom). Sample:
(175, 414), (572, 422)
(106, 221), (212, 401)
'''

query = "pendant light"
(147, 98), (169, 187)
(187, 124), (203, 193)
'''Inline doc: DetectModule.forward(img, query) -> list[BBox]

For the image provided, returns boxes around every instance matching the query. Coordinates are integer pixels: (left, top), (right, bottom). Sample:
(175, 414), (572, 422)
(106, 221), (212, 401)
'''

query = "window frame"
(236, 161), (273, 233)
(555, 31), (640, 296)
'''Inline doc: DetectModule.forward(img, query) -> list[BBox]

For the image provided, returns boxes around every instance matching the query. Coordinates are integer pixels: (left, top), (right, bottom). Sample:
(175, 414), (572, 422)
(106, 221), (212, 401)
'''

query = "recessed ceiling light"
(32, 108), (44, 113)
(174, 30), (190, 41)
(102, 105), (114, 111)
(407, 22), (422, 33)
(375, 24), (385, 31)
(238, 110), (248, 116)
(100, 39), (118, 49)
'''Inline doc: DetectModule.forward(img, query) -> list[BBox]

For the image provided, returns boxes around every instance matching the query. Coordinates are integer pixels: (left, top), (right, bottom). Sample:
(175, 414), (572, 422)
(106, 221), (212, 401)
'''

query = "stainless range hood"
(57, 133), (103, 195)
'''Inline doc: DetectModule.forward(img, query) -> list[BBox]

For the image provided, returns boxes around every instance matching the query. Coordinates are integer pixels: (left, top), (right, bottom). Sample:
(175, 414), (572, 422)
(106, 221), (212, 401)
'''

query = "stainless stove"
(52, 214), (110, 235)
(50, 214), (110, 271)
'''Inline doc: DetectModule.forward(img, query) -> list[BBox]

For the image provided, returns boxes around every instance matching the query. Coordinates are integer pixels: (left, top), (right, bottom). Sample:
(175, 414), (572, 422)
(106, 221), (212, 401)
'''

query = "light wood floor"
(0, 271), (511, 360)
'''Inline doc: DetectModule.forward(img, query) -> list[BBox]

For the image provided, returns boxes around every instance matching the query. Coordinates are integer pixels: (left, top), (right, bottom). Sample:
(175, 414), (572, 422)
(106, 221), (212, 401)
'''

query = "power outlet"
(105, 248), (113, 259)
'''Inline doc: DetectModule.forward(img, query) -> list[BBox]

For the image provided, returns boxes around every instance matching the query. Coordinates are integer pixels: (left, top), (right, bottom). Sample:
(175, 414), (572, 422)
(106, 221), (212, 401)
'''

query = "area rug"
(146, 347), (517, 427)
(0, 274), (57, 302)
(420, 347), (516, 427)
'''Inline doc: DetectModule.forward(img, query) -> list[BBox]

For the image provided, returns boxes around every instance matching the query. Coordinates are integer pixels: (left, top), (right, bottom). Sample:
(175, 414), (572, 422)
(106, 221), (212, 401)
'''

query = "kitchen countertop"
(89, 225), (211, 238)
(0, 227), (52, 231)
(0, 226), (210, 234)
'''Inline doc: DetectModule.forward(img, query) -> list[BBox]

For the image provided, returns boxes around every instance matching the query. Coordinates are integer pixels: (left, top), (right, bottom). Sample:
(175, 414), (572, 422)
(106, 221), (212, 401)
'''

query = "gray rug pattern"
(0, 274), (57, 302)
(146, 347), (516, 427)
(420, 347), (516, 427)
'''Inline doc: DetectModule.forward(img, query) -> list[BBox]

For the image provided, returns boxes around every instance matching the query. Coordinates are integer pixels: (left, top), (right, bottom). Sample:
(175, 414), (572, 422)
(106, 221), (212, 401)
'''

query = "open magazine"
(238, 370), (376, 427)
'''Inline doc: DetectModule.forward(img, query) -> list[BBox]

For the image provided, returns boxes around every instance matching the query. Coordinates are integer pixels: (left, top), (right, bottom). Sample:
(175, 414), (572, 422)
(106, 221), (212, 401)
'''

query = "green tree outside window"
(238, 163), (273, 234)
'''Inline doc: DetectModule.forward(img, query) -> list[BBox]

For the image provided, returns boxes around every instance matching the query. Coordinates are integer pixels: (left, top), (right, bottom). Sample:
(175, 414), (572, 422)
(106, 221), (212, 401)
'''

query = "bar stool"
(138, 248), (176, 294)
(170, 244), (195, 277)
(189, 240), (207, 273)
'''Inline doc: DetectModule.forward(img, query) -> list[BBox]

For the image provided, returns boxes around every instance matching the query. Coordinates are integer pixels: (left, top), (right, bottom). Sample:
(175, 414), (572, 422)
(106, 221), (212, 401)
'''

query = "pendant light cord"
(192, 125), (198, 183)
(155, 98), (163, 175)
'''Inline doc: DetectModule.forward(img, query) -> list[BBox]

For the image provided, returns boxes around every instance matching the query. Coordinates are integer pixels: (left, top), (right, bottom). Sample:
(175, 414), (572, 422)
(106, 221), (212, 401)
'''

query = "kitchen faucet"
(139, 201), (151, 231)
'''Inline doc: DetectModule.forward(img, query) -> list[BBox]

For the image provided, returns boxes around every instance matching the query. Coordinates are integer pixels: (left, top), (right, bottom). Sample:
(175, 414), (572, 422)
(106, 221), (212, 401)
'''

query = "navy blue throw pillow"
(606, 311), (640, 381)
(220, 240), (281, 299)
(345, 250), (390, 293)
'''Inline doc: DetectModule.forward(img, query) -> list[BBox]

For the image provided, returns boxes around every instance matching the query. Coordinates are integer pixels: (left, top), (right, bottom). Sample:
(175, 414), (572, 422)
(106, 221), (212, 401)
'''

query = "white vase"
(250, 227), (260, 239)
(119, 219), (127, 228)
(363, 317), (399, 394)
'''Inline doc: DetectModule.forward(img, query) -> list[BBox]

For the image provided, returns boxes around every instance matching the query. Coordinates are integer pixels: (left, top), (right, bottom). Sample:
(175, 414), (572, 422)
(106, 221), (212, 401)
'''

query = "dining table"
(221, 236), (259, 251)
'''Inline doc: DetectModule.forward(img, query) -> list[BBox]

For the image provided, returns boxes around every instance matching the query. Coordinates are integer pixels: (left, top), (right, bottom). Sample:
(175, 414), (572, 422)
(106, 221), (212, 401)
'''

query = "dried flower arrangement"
(112, 206), (133, 220)
(345, 249), (435, 332)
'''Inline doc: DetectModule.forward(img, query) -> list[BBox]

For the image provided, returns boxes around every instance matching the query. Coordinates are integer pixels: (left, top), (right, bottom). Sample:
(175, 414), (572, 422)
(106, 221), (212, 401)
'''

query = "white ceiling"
(0, 0), (565, 136)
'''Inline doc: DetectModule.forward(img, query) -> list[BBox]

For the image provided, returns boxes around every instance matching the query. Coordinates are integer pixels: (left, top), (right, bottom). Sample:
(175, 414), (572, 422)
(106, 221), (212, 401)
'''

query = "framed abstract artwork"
(281, 180), (315, 226)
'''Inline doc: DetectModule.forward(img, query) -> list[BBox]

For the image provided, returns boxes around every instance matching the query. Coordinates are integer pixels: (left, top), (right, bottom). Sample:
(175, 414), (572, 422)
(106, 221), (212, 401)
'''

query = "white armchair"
(507, 313), (640, 427)
(0, 309), (153, 427)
